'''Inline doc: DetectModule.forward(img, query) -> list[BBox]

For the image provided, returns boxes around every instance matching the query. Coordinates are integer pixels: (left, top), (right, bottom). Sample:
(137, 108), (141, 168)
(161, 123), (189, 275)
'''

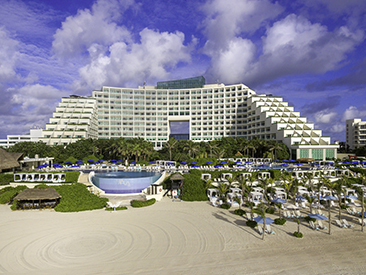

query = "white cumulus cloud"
(313, 110), (338, 124)
(0, 27), (18, 82)
(342, 106), (366, 121)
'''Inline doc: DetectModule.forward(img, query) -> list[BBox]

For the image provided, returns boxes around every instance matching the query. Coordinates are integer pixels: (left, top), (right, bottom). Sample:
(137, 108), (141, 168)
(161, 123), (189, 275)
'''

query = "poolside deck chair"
(317, 220), (327, 230)
(335, 219), (347, 228)
(309, 221), (319, 230)
(317, 209), (325, 216)
(257, 225), (266, 235)
(295, 210), (303, 218)
(342, 219), (354, 228)
(265, 224), (275, 234)
(358, 218), (366, 226)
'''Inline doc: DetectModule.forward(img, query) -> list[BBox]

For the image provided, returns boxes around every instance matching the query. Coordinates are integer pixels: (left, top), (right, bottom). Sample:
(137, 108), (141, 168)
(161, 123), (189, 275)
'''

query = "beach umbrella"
(130, 161), (137, 165)
(87, 159), (94, 163)
(191, 165), (200, 168)
(190, 162), (198, 165)
(54, 165), (63, 168)
(53, 163), (59, 165)
(245, 161), (252, 163)
(214, 164), (222, 168)
(274, 159), (279, 161)
(110, 159), (117, 162)
(290, 160), (296, 162)
(254, 216), (274, 224)
(296, 195), (305, 201)
(205, 161), (213, 164)
(272, 198), (287, 204)
(167, 162), (175, 165)
(311, 162), (319, 165)
(237, 165), (244, 167)
(346, 195), (358, 200)
(326, 162), (334, 165)
(180, 162), (187, 165)
(280, 163), (289, 167)
(259, 164), (269, 167)
(295, 163), (303, 166)
(309, 214), (328, 220)
(220, 161), (227, 164)
(323, 195), (337, 201)
(99, 159), (105, 162)
(36, 165), (44, 169)
(116, 160), (123, 163)
(282, 159), (289, 162)
(235, 161), (242, 164)
(148, 162), (155, 164)
(64, 160), (72, 164)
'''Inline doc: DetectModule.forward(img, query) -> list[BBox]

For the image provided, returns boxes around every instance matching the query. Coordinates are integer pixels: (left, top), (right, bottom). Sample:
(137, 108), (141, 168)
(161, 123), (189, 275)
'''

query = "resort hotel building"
(346, 118), (366, 150)
(39, 76), (338, 161)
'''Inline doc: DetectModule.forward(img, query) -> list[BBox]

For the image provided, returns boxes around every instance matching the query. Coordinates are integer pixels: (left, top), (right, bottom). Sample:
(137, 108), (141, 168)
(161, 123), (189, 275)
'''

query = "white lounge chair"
(295, 210), (303, 218)
(318, 220), (327, 229)
(335, 219), (347, 228)
(309, 221), (319, 230)
(265, 224), (275, 234)
(358, 218), (366, 226)
(342, 219), (354, 228)
(257, 225), (265, 235)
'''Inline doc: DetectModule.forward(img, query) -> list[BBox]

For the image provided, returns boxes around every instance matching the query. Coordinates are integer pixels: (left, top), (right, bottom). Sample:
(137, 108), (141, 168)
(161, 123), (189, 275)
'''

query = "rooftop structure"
(92, 78), (338, 160)
(346, 118), (366, 150)
(0, 128), (43, 149)
(39, 95), (98, 146)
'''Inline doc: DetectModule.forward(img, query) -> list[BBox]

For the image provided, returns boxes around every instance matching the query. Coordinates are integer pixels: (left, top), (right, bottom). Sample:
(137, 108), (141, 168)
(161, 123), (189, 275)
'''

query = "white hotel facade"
(90, 76), (338, 161)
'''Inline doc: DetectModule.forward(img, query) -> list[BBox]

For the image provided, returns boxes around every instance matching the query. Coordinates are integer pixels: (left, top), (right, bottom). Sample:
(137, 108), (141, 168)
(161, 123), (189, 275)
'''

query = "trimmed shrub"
(0, 173), (13, 184)
(181, 173), (207, 201)
(53, 183), (108, 212)
(0, 186), (28, 204)
(246, 220), (258, 228)
(220, 203), (231, 209)
(293, 231), (303, 238)
(106, 206), (127, 211)
(234, 209), (246, 216)
(131, 198), (156, 208)
(274, 218), (286, 225)
(10, 200), (17, 210)
(304, 216), (316, 223)
(265, 208), (275, 214)
(65, 171), (80, 183)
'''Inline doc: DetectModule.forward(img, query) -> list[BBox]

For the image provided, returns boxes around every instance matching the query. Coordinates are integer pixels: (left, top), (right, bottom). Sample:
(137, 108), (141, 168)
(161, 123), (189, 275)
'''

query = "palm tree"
(218, 182), (229, 202)
(207, 141), (218, 158)
(269, 143), (283, 160)
(183, 140), (199, 159)
(214, 148), (226, 159)
(252, 203), (269, 240)
(164, 138), (177, 160)
(324, 177), (345, 235)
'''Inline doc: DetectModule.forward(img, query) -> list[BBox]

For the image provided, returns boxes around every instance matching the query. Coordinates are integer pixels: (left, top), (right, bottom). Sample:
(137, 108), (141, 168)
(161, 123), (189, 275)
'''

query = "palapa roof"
(14, 188), (62, 201)
(170, 173), (185, 181)
(0, 148), (23, 171)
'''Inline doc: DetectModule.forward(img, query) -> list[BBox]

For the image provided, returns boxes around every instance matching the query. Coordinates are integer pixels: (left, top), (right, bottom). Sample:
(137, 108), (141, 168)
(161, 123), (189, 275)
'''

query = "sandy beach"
(1, 199), (366, 275)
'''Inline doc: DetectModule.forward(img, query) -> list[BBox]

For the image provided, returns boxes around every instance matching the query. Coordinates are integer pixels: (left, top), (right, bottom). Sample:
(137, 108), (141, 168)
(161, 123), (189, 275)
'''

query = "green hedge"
(181, 173), (207, 201)
(274, 218), (286, 225)
(234, 209), (246, 216)
(53, 183), (108, 212)
(106, 206), (127, 211)
(0, 186), (28, 204)
(246, 220), (258, 228)
(65, 171), (80, 183)
(0, 173), (13, 184)
(266, 208), (275, 214)
(293, 232), (303, 238)
(220, 203), (231, 209)
(131, 198), (156, 208)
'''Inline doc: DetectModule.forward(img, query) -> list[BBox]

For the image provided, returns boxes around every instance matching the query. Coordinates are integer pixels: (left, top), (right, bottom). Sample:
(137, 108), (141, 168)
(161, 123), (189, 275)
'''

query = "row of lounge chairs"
(335, 219), (354, 228)
(283, 210), (304, 219)
(257, 224), (275, 235)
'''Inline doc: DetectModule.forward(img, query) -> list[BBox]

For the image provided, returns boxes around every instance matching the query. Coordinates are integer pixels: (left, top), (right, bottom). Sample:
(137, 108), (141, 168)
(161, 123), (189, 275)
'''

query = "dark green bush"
(274, 218), (286, 225)
(245, 202), (255, 208)
(246, 220), (258, 228)
(293, 231), (303, 238)
(234, 209), (246, 216)
(0, 173), (13, 184)
(53, 183), (108, 212)
(65, 171), (80, 183)
(341, 204), (348, 209)
(10, 199), (17, 210)
(131, 198), (156, 208)
(181, 173), (207, 201)
(266, 208), (275, 214)
(106, 206), (127, 211)
(304, 216), (316, 223)
(0, 186), (28, 204)
(220, 203), (231, 209)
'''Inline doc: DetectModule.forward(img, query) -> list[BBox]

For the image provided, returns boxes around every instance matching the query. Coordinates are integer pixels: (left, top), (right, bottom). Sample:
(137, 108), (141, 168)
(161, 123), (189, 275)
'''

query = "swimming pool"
(91, 171), (162, 194)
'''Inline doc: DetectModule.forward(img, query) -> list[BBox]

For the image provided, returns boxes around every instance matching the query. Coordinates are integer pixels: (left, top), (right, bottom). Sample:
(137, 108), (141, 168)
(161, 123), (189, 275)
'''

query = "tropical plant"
(164, 138), (177, 160)
(252, 203), (269, 240)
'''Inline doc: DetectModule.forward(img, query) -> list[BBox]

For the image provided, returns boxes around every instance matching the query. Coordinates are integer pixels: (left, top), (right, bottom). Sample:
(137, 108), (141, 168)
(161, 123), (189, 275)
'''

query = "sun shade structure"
(13, 188), (62, 209)
(0, 148), (23, 172)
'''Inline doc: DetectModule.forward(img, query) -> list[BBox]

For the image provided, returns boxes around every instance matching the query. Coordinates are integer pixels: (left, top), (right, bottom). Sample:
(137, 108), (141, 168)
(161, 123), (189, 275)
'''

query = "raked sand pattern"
(1, 199), (366, 274)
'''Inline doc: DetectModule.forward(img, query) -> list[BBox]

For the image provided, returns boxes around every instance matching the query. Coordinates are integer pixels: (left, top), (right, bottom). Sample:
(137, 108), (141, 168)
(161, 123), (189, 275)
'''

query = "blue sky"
(1, 0), (366, 142)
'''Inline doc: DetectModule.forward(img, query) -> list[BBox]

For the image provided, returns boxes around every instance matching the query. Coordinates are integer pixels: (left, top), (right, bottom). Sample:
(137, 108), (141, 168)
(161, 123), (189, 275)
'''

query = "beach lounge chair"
(265, 224), (275, 234)
(301, 202), (309, 209)
(257, 226), (265, 235)
(342, 219), (354, 228)
(335, 219), (347, 228)
(318, 220), (327, 229)
(309, 221), (319, 230)
(358, 218), (366, 226)
(295, 210), (303, 218)
(346, 208), (354, 215)
(317, 209), (325, 216)
(351, 207), (360, 215)
(286, 211), (293, 218)
(246, 213), (252, 220)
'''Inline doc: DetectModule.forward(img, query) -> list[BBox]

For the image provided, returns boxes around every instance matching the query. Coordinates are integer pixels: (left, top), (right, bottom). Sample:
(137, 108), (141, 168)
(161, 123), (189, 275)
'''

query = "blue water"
(91, 171), (162, 194)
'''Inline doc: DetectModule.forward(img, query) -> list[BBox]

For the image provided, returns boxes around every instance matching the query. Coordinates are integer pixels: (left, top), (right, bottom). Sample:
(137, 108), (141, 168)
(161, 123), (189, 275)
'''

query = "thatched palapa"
(14, 188), (61, 201)
(0, 148), (23, 172)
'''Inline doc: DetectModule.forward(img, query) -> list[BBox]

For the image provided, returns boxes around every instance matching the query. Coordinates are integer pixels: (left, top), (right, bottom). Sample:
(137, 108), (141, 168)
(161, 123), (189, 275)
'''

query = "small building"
(0, 148), (23, 173)
(13, 188), (62, 209)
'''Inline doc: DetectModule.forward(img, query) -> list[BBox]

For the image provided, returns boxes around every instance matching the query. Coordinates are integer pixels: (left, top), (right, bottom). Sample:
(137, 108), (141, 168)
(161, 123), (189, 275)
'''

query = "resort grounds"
(1, 197), (366, 275)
